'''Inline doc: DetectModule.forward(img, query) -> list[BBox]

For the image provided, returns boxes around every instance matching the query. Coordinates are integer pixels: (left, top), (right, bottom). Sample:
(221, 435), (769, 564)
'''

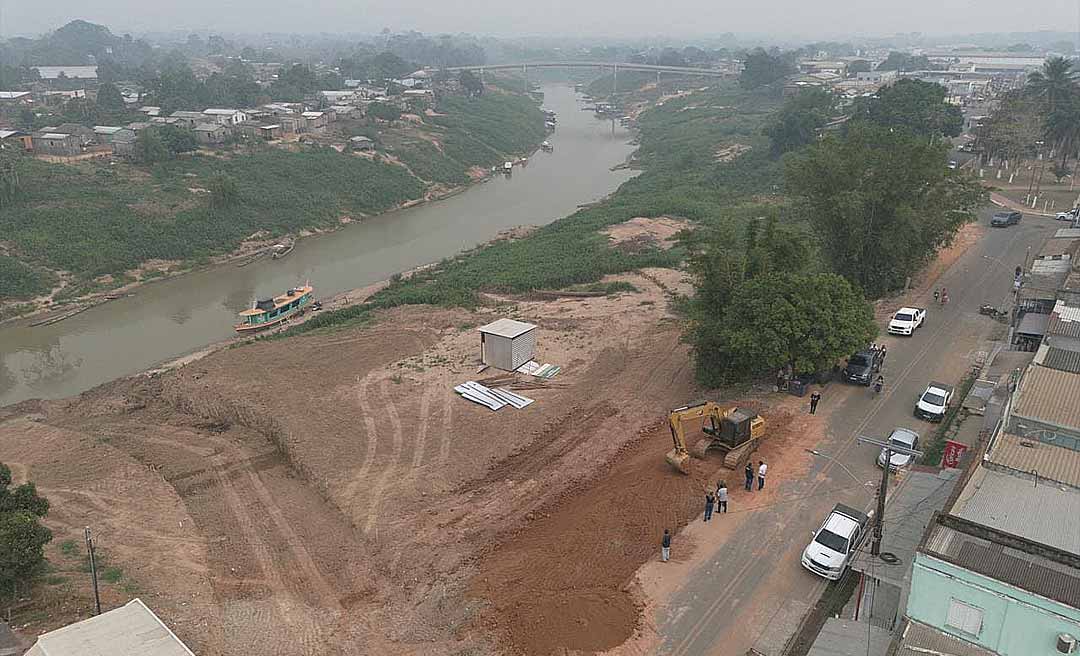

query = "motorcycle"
(979, 304), (1008, 320)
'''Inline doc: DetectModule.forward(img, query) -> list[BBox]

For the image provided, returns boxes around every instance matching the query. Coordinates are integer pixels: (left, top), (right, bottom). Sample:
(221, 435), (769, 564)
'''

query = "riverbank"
(0, 86), (547, 322)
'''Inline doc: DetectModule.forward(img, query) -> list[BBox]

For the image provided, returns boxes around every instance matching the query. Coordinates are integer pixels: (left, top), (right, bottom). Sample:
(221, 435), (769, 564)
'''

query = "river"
(0, 84), (636, 406)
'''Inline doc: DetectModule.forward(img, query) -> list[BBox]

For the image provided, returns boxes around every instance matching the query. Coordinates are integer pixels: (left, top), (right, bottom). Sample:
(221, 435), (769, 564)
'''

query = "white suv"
(888, 307), (925, 335)
(802, 504), (870, 580)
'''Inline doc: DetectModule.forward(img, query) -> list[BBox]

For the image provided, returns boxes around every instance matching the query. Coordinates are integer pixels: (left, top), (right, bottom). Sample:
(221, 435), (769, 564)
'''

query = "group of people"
(933, 287), (949, 305)
(661, 463), (766, 563)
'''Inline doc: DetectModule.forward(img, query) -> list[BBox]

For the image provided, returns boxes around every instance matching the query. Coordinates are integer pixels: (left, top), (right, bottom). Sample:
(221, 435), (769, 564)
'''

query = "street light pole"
(856, 436), (923, 556)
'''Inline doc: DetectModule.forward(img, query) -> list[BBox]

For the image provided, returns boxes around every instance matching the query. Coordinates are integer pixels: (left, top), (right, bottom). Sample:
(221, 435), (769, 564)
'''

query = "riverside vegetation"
(293, 63), (983, 388)
(0, 88), (544, 306)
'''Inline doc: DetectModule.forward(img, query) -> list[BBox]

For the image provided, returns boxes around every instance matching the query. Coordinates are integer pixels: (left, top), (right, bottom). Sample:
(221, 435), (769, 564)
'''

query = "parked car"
(843, 349), (883, 386)
(1057, 208), (1079, 222)
(915, 382), (954, 422)
(990, 210), (1022, 227)
(877, 427), (920, 471)
(801, 503), (870, 580)
(888, 307), (926, 336)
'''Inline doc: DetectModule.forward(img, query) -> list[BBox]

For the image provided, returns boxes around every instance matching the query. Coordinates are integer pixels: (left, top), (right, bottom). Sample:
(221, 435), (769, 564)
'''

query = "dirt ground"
(1, 266), (763, 655)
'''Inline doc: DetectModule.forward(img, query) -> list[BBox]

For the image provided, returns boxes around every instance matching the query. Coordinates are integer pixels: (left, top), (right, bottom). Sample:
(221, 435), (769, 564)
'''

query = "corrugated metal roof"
(1013, 364), (1080, 431)
(37, 133), (69, 140)
(1038, 237), (1080, 257)
(27, 599), (194, 656)
(951, 465), (1080, 553)
(1035, 344), (1080, 373)
(1056, 228), (1080, 239)
(988, 432), (1080, 488)
(896, 620), (997, 656)
(926, 521), (1080, 607)
(478, 318), (537, 339)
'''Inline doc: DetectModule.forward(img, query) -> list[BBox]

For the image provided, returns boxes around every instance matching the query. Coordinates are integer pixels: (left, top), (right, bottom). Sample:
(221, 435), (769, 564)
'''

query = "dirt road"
(633, 207), (1055, 656)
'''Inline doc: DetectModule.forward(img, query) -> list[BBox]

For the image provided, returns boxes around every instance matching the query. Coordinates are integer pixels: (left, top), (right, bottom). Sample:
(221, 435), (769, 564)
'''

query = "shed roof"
(24, 598), (194, 656)
(203, 108), (241, 115)
(0, 91), (30, 99)
(1038, 237), (1080, 257)
(33, 65), (98, 79)
(1048, 300), (1080, 338)
(1016, 311), (1050, 336)
(987, 431), (1080, 488)
(0, 130), (23, 139)
(350, 135), (373, 142)
(1056, 228), (1080, 239)
(951, 465), (1080, 553)
(37, 133), (70, 140)
(895, 620), (996, 656)
(1012, 364), (1080, 431)
(478, 318), (537, 339)
(806, 618), (891, 656)
(93, 125), (124, 134)
(301, 111), (324, 118)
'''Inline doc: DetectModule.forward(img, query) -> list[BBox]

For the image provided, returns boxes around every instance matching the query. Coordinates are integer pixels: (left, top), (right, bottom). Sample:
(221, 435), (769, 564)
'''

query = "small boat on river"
(271, 240), (295, 259)
(541, 141), (553, 152)
(235, 284), (314, 333)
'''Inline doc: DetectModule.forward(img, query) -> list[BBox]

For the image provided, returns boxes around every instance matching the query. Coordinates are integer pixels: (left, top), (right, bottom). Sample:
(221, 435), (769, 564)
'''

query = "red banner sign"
(942, 440), (968, 469)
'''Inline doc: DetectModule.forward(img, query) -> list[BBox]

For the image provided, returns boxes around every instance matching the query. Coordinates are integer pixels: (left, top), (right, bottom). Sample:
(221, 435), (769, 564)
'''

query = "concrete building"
(25, 598), (194, 656)
(478, 319), (537, 371)
(855, 70), (898, 85)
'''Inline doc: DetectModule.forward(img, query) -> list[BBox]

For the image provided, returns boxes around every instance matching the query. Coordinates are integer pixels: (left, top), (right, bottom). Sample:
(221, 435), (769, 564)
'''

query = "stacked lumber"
(454, 381), (535, 411)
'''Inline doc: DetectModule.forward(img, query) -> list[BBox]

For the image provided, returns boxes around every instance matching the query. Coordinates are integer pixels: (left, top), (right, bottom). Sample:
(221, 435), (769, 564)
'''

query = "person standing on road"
(704, 491), (715, 522)
(934, 289), (940, 304)
(809, 392), (821, 414)
(757, 460), (768, 490)
(661, 529), (671, 562)
(716, 481), (728, 514)
(744, 462), (754, 491)
(880, 345), (887, 364)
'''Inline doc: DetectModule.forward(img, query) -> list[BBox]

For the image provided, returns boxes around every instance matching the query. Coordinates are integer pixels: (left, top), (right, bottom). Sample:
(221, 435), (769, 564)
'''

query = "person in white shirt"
(757, 461), (768, 490)
(716, 481), (728, 513)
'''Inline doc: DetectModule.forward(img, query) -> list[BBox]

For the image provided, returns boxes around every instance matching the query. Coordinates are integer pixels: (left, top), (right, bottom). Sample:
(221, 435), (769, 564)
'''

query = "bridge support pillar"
(612, 63), (617, 95)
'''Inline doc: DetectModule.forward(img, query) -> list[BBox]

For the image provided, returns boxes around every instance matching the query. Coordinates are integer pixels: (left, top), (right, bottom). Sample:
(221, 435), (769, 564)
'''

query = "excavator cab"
(665, 402), (765, 474)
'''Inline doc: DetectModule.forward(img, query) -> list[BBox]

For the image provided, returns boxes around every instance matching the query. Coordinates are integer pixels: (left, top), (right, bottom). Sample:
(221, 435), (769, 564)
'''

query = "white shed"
(478, 319), (537, 371)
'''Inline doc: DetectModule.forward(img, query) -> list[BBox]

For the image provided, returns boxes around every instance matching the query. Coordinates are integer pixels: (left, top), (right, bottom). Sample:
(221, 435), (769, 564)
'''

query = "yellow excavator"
(664, 401), (766, 474)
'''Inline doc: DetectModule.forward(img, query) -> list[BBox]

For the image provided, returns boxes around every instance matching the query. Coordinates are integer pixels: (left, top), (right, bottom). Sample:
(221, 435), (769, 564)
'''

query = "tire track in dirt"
(411, 381), (435, 475)
(345, 376), (380, 522)
(437, 369), (454, 470)
(362, 377), (405, 534)
(243, 469), (343, 612)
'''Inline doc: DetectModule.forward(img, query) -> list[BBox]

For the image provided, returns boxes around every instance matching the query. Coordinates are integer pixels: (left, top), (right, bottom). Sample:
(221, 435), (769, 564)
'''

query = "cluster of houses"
(785, 50), (1046, 104)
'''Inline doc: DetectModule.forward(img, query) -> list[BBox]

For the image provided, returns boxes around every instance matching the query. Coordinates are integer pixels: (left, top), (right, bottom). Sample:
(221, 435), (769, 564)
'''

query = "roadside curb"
(988, 193), (1055, 217)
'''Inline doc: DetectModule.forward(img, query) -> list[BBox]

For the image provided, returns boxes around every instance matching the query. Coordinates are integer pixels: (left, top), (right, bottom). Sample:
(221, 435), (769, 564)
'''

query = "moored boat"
(271, 240), (295, 259)
(235, 284), (314, 333)
(541, 141), (553, 152)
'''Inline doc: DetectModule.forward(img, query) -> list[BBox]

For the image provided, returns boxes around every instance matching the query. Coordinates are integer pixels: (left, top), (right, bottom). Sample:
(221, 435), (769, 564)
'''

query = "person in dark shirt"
(661, 529), (671, 562)
(704, 491), (715, 522)
(744, 462), (754, 491)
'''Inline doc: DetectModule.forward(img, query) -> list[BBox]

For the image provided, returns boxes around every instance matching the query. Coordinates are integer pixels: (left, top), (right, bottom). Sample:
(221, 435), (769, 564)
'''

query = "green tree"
(17, 109), (35, 131)
(689, 271), (875, 385)
(367, 102), (401, 122)
(156, 124), (197, 155)
(0, 148), (23, 209)
(0, 463), (52, 596)
(134, 128), (170, 164)
(762, 87), (835, 157)
(459, 69), (483, 97)
(96, 82), (125, 112)
(784, 122), (984, 296)
(739, 48), (795, 89)
(1026, 56), (1076, 116)
(855, 79), (963, 138)
(846, 60), (872, 75)
(876, 52), (933, 72)
(207, 173), (239, 214)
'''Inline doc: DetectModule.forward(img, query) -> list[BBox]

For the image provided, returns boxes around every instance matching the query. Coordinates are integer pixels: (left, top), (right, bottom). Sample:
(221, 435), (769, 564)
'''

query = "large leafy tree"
(739, 48), (795, 90)
(0, 463), (52, 595)
(459, 69), (483, 97)
(690, 271), (875, 385)
(96, 82), (126, 113)
(976, 91), (1043, 164)
(763, 87), (835, 157)
(854, 79), (963, 138)
(784, 122), (984, 296)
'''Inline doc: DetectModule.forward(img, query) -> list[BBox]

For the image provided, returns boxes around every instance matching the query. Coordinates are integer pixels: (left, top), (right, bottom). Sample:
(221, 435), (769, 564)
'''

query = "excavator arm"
(665, 401), (725, 474)
(664, 402), (764, 474)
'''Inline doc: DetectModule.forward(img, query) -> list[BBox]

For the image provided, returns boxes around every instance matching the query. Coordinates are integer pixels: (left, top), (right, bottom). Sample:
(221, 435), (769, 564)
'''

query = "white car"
(1057, 208), (1079, 222)
(915, 382), (954, 422)
(877, 427), (920, 471)
(801, 504), (870, 580)
(888, 307), (926, 335)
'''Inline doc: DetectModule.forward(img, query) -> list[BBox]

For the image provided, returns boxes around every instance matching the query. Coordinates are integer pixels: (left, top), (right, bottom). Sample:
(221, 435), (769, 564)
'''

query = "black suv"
(990, 210), (1022, 227)
(843, 349), (882, 386)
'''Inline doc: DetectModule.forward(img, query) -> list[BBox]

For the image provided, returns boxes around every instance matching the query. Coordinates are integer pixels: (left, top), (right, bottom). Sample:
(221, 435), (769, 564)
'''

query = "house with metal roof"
(24, 598), (194, 656)
(906, 514), (1080, 656)
(203, 108), (248, 126)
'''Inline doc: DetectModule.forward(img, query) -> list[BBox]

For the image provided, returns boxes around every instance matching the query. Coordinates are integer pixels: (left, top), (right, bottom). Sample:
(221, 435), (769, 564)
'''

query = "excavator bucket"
(665, 448), (691, 474)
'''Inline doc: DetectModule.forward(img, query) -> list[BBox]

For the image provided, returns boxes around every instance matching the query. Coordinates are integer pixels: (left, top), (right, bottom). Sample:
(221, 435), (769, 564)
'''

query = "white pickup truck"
(888, 307), (926, 336)
(801, 503), (871, 580)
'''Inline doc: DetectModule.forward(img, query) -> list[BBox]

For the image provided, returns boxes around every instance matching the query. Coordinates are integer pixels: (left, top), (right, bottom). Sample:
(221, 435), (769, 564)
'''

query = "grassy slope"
(0, 90), (545, 302)
(283, 81), (788, 337)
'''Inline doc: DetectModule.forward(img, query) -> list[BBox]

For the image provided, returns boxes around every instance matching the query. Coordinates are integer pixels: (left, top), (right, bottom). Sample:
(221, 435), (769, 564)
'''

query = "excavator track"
(721, 436), (760, 469)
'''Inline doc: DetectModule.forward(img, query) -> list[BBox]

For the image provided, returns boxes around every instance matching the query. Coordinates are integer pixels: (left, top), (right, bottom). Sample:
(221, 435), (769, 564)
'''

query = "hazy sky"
(4, 0), (1078, 40)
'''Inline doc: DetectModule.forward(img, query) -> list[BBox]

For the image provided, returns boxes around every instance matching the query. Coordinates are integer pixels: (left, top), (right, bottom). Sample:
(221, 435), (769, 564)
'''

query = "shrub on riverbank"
(0, 256), (54, 302)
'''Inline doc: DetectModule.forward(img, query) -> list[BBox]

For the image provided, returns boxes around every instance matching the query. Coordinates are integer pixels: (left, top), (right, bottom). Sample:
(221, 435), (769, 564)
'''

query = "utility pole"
(856, 436), (922, 556)
(84, 527), (102, 615)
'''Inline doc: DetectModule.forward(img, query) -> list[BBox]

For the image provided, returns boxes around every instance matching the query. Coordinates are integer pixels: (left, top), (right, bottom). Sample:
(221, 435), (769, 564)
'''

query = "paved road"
(653, 207), (1056, 655)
